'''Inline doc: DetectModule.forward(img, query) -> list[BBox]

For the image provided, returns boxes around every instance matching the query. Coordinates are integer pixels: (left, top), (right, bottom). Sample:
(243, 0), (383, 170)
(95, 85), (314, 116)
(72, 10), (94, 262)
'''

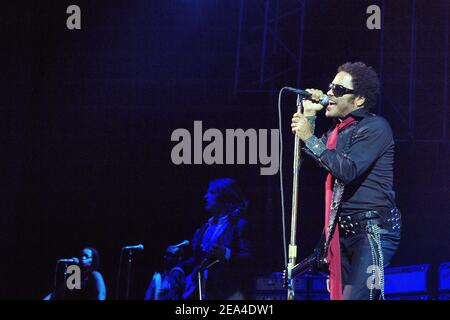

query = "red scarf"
(325, 116), (356, 300)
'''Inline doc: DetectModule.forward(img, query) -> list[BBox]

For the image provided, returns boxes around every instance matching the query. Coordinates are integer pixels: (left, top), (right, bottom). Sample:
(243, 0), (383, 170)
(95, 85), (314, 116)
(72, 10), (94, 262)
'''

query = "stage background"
(0, 0), (448, 299)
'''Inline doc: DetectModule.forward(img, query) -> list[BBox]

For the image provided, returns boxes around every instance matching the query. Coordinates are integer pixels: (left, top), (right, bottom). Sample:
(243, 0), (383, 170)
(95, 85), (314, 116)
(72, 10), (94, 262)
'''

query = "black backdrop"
(0, 0), (449, 299)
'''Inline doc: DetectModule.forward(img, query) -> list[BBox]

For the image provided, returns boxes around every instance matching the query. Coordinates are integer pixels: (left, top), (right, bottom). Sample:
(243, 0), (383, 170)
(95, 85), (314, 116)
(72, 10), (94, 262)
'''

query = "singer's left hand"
(303, 88), (326, 116)
(291, 112), (313, 142)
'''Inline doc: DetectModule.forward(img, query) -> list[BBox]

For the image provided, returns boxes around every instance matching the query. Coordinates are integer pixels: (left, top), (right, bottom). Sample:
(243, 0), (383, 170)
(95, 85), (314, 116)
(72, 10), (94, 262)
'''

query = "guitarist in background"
(144, 244), (186, 300)
(182, 178), (252, 300)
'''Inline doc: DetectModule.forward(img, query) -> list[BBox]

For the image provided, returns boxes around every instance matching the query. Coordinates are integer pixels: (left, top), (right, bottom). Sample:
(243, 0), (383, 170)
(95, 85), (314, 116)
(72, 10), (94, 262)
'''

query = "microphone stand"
(54, 261), (68, 300)
(286, 96), (303, 300)
(197, 258), (220, 300)
(125, 250), (133, 300)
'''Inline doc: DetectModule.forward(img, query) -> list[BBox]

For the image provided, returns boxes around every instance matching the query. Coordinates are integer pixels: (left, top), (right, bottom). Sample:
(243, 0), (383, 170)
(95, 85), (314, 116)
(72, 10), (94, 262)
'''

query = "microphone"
(172, 240), (190, 248)
(285, 87), (329, 106)
(123, 244), (144, 251)
(58, 257), (79, 264)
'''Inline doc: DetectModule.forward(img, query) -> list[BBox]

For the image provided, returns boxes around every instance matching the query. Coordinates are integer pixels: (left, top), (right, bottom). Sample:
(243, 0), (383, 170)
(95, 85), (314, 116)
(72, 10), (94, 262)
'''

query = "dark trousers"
(339, 222), (401, 300)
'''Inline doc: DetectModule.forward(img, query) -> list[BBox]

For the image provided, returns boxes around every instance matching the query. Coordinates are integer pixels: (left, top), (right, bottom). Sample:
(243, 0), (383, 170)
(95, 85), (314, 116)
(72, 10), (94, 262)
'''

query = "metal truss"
(233, 0), (449, 144)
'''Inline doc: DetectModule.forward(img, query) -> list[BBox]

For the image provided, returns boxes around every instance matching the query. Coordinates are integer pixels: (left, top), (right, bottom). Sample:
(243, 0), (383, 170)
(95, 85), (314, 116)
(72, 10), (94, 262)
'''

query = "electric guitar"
(183, 251), (220, 300)
(283, 237), (328, 288)
(182, 207), (245, 300)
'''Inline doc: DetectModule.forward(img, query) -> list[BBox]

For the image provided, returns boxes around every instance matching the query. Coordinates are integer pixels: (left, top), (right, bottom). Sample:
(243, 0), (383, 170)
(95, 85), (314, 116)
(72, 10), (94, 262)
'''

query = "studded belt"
(338, 208), (402, 238)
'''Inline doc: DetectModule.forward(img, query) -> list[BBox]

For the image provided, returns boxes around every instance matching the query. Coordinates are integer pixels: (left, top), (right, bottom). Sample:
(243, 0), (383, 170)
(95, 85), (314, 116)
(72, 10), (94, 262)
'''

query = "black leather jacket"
(304, 108), (396, 215)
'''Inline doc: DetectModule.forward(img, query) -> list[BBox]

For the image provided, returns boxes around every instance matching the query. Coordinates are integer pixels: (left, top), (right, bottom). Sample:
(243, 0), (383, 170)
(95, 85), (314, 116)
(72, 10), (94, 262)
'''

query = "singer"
(291, 62), (401, 300)
(182, 178), (252, 300)
(44, 247), (106, 300)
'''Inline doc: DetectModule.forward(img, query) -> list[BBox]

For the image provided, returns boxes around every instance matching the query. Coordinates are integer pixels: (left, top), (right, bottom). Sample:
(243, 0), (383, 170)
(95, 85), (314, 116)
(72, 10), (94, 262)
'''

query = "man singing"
(291, 62), (401, 300)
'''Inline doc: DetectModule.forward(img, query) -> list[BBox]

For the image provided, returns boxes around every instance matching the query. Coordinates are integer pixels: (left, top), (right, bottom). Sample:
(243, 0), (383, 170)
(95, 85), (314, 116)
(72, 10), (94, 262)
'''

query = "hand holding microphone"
(287, 87), (327, 141)
(285, 86), (327, 117)
(300, 89), (327, 117)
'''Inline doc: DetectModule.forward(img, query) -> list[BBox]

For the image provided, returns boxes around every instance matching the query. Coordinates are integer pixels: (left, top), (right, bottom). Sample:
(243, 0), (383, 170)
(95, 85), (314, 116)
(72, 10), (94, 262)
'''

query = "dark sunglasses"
(328, 83), (355, 97)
